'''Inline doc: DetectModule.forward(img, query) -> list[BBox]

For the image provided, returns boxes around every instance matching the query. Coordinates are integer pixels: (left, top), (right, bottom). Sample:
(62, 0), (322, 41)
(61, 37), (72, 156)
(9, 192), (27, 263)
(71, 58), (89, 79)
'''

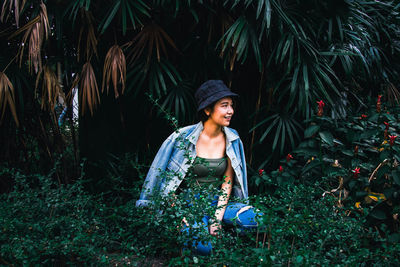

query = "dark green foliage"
(3, 0), (400, 172)
(2, 163), (400, 265)
(250, 98), (400, 253)
(3, 0), (400, 265)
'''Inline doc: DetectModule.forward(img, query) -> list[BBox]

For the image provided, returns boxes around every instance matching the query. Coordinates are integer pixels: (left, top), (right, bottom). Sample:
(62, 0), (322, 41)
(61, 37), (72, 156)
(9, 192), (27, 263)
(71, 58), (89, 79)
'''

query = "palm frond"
(102, 45), (126, 98)
(385, 82), (400, 106)
(76, 62), (100, 116)
(251, 109), (302, 168)
(220, 16), (262, 71)
(99, 0), (150, 35)
(148, 59), (181, 98)
(124, 22), (179, 64)
(0, 72), (19, 127)
(126, 58), (182, 99)
(77, 9), (98, 62)
(1, 0), (26, 27)
(161, 81), (195, 124)
(35, 65), (62, 111)
(65, 0), (91, 23)
(10, 2), (50, 73)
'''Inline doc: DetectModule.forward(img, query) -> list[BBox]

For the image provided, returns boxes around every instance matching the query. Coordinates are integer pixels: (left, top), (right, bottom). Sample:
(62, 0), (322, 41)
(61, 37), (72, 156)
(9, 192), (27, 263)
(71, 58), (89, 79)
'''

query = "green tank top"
(182, 156), (228, 189)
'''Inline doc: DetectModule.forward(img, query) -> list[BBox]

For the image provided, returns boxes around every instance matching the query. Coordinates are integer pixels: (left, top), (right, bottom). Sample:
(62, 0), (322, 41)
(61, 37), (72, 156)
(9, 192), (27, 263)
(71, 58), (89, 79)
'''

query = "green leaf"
(392, 171), (400, 185)
(356, 191), (368, 198)
(303, 64), (309, 95)
(296, 255), (304, 264)
(379, 150), (390, 162)
(99, 1), (121, 34)
(360, 129), (377, 139)
(368, 113), (379, 123)
(387, 232), (400, 244)
(259, 116), (279, 143)
(302, 159), (322, 174)
(293, 147), (318, 156)
(272, 120), (283, 151)
(392, 146), (400, 153)
(351, 158), (361, 168)
(341, 150), (353, 157)
(304, 125), (320, 138)
(369, 208), (386, 220)
(319, 131), (334, 146)
(190, 8), (199, 23)
(377, 165), (390, 180)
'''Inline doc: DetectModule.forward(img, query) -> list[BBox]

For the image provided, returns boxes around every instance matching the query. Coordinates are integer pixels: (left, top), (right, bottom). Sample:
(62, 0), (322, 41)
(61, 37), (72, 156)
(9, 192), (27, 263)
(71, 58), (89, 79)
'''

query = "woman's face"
(205, 97), (234, 127)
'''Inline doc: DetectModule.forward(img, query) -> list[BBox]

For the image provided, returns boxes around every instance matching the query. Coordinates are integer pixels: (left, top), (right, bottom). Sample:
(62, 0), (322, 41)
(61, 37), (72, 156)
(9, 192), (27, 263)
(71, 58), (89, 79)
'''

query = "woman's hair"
(197, 103), (215, 123)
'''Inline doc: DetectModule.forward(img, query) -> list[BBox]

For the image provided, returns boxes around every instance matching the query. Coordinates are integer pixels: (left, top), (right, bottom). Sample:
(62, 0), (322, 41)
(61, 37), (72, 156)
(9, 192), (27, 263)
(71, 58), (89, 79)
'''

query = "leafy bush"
(3, 98), (400, 265)
(251, 97), (400, 259)
(0, 166), (117, 265)
(2, 160), (400, 266)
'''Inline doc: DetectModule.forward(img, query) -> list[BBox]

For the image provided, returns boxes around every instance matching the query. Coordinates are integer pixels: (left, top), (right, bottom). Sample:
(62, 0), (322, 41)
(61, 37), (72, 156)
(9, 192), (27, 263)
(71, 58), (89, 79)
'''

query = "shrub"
(2, 162), (400, 265)
(0, 167), (113, 265)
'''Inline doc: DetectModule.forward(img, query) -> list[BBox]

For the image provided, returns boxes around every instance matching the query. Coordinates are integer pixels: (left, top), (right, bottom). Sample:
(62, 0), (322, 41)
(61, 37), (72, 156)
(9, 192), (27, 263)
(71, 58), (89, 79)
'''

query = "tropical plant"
(1, 0), (400, 182)
(252, 98), (400, 238)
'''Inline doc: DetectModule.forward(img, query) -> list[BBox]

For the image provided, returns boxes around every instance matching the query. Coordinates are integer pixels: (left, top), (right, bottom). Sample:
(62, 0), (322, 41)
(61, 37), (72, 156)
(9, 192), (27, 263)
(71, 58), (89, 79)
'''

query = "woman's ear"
(204, 108), (210, 117)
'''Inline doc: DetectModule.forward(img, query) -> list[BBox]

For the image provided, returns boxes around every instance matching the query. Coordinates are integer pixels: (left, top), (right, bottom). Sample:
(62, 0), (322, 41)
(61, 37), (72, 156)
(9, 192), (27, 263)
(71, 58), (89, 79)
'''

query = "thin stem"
(2, 54), (18, 73)
(262, 231), (267, 249)
(256, 227), (259, 248)
(249, 66), (264, 165)
(288, 236), (295, 267)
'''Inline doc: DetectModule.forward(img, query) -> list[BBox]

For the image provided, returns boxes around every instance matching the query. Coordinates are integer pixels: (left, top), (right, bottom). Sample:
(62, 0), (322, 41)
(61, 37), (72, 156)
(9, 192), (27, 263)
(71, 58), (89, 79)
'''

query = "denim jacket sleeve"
(238, 138), (248, 198)
(227, 128), (248, 199)
(135, 131), (180, 207)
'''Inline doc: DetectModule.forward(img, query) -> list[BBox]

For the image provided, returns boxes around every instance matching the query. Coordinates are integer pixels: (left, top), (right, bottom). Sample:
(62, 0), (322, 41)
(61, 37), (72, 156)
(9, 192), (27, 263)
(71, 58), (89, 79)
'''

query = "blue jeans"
(181, 196), (261, 255)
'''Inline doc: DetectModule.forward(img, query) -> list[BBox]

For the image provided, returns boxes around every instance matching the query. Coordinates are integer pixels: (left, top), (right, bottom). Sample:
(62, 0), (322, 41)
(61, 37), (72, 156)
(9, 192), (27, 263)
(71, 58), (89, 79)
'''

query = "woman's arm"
(210, 158), (233, 236)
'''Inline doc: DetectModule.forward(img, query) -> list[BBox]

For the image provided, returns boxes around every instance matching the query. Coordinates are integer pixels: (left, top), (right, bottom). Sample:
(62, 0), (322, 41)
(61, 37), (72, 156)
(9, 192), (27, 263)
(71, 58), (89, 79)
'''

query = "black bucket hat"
(195, 80), (239, 112)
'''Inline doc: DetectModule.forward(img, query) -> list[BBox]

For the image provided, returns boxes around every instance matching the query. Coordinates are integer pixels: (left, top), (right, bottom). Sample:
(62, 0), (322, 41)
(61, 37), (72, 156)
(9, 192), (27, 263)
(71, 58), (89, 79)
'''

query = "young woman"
(137, 80), (260, 255)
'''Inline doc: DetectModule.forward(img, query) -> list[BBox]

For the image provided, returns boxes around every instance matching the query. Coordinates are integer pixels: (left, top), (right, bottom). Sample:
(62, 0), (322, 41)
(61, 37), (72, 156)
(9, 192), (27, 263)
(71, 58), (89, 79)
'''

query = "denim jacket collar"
(186, 122), (240, 146)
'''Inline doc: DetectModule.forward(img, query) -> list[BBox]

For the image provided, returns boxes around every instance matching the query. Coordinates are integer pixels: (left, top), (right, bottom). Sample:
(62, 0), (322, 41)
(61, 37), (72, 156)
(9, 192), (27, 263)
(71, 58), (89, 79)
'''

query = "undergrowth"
(1, 163), (400, 266)
(2, 99), (400, 265)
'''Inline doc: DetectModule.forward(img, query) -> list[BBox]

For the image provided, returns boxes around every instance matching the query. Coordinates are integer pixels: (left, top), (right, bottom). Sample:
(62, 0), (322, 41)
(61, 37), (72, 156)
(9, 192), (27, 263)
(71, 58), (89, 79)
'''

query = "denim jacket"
(136, 122), (248, 207)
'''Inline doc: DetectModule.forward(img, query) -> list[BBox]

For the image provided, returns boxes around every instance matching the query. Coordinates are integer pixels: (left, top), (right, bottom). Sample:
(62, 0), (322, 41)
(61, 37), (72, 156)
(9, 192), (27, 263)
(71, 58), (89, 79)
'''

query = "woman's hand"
(177, 217), (189, 232)
(209, 221), (222, 236)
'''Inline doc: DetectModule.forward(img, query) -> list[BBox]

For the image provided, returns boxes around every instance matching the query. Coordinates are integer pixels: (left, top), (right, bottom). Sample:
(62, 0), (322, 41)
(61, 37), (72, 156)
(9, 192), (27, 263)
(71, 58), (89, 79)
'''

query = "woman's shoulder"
(166, 123), (200, 141)
(223, 126), (241, 141)
(178, 123), (199, 133)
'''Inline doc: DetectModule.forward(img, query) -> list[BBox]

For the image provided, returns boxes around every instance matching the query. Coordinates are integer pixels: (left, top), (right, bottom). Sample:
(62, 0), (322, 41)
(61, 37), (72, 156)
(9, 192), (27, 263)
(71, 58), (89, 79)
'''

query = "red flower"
(384, 122), (390, 140)
(389, 135), (397, 146)
(353, 167), (360, 178)
(384, 121), (389, 130)
(377, 95), (382, 113)
(279, 166), (284, 172)
(259, 169), (264, 176)
(317, 100), (325, 117)
(359, 114), (367, 119)
(286, 154), (293, 162)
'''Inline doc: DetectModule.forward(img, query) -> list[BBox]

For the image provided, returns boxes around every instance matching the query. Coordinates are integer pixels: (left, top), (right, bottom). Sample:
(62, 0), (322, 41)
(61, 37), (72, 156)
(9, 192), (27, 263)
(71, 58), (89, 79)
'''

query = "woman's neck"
(202, 120), (223, 138)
